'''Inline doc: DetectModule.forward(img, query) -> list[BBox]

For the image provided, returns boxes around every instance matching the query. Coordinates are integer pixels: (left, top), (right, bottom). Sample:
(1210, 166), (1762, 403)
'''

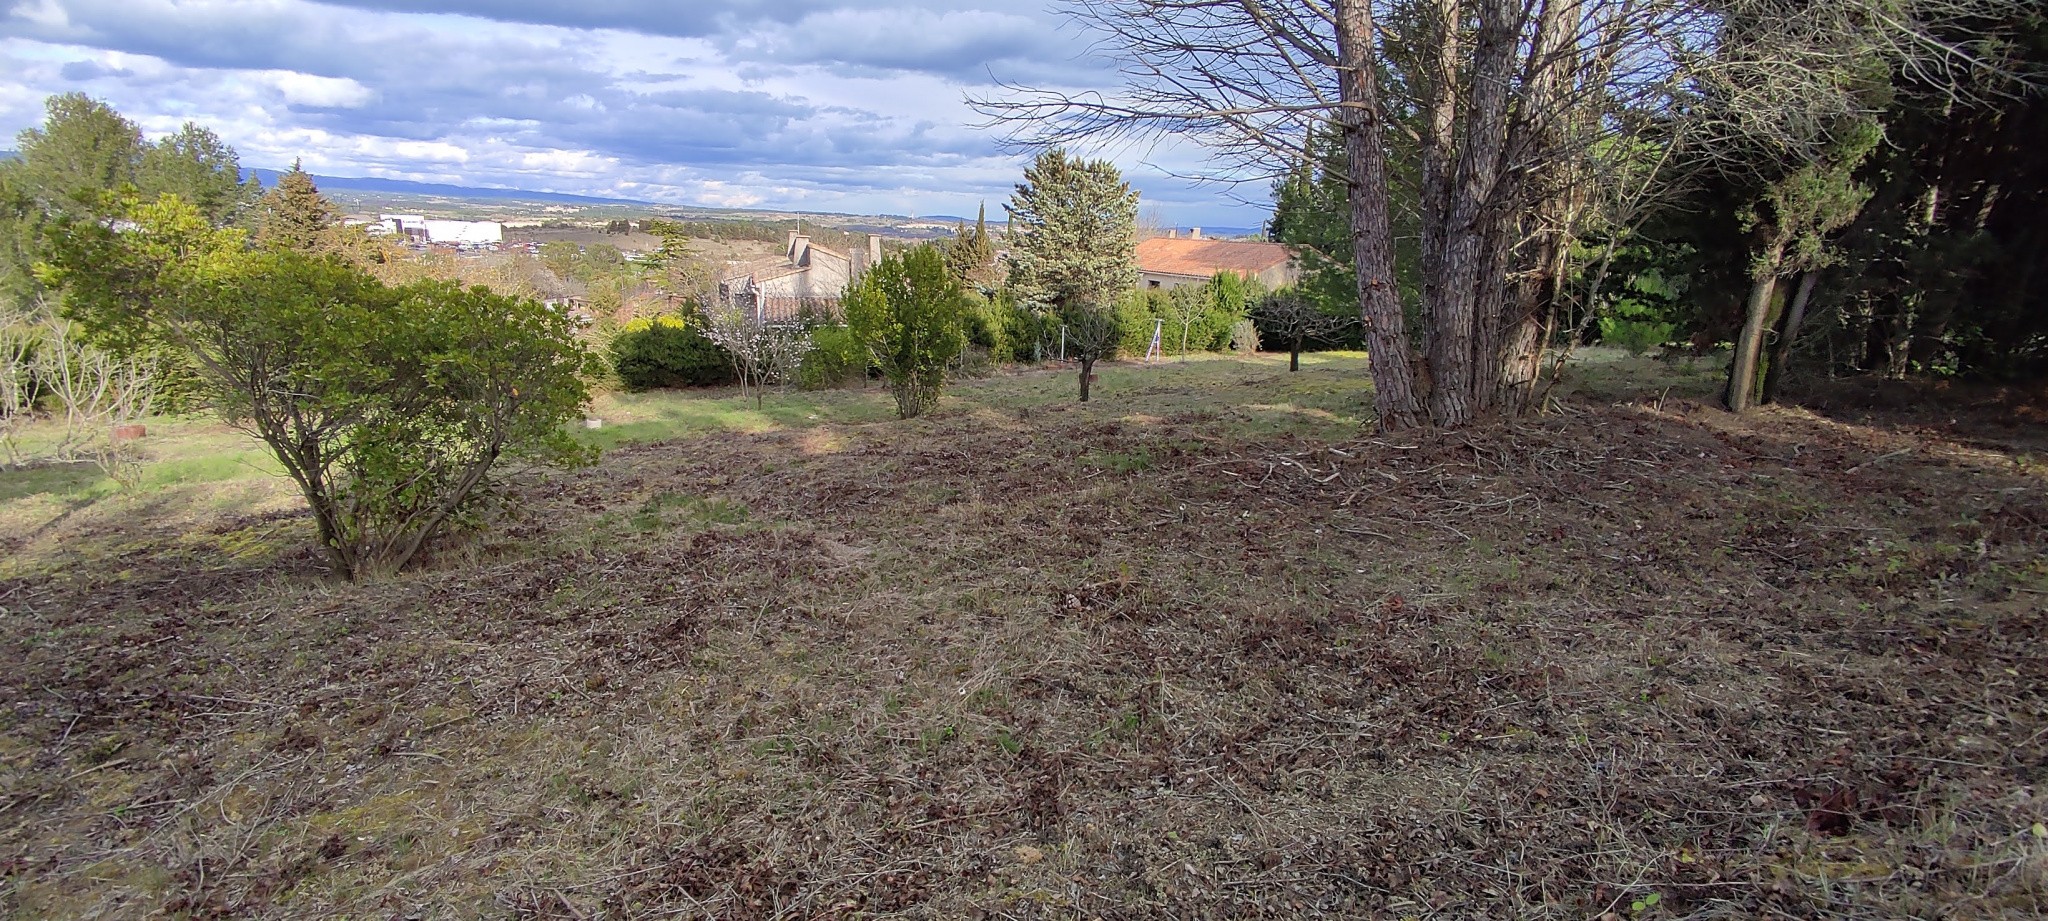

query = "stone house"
(717, 232), (883, 324)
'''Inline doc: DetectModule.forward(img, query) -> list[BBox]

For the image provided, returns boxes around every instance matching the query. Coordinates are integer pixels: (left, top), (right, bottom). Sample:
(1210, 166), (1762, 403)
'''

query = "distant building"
(378, 214), (503, 246)
(1136, 230), (1298, 292)
(716, 232), (884, 323)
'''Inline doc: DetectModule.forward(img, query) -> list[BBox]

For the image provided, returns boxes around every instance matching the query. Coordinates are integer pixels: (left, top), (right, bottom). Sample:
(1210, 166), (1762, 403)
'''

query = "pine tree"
(139, 123), (261, 227)
(9, 93), (144, 216)
(252, 160), (337, 252)
(1003, 151), (1138, 401)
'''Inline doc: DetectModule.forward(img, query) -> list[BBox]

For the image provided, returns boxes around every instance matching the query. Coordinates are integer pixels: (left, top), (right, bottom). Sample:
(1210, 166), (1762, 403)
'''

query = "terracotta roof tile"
(1136, 238), (1295, 278)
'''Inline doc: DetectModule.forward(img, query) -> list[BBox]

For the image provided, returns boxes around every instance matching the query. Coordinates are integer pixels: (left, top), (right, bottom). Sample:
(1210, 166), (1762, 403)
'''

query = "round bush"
(610, 315), (736, 390)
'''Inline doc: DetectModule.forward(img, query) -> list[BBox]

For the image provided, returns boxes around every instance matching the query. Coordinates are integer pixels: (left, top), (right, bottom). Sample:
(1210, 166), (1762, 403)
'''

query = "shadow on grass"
(582, 385), (900, 448)
(0, 461), (106, 502)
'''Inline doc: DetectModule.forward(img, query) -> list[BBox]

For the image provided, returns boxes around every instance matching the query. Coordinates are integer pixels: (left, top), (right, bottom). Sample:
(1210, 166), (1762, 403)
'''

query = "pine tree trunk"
(1417, 0), (1461, 367)
(1427, 0), (1517, 428)
(1761, 270), (1818, 405)
(1336, 0), (1423, 430)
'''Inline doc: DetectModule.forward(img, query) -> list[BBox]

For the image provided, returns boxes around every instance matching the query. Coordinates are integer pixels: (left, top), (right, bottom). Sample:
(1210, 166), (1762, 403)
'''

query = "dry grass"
(1, 354), (2044, 919)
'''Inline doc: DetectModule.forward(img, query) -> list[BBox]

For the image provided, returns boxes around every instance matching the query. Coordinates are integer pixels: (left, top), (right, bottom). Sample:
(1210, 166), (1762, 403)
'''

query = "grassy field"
(2, 352), (2045, 919)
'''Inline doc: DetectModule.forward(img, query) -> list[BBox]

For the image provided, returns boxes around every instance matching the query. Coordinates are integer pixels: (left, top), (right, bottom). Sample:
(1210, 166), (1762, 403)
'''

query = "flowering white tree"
(700, 303), (814, 410)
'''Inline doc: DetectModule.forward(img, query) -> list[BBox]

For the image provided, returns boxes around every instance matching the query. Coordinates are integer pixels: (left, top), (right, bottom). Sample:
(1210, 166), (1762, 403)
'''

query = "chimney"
(868, 234), (883, 266)
(786, 230), (800, 259)
(791, 234), (811, 264)
(1190, 227), (1203, 240)
(1166, 229), (1177, 239)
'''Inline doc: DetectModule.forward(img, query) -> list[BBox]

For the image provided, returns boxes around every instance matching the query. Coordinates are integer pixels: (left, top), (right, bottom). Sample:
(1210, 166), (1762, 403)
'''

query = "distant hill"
(241, 168), (652, 207)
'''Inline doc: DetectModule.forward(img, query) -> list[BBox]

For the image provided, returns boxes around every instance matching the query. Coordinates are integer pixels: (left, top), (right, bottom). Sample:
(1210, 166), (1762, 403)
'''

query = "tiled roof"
(1136, 237), (1295, 278)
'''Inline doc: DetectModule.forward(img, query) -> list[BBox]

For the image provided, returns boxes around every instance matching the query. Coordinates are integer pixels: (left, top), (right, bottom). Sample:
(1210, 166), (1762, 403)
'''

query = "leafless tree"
(975, 0), (2025, 429)
(33, 316), (156, 484)
(0, 307), (38, 467)
(1254, 290), (1356, 371)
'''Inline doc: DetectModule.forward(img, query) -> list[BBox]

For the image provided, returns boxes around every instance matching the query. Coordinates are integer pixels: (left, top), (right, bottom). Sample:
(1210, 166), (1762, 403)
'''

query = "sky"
(0, 0), (1272, 227)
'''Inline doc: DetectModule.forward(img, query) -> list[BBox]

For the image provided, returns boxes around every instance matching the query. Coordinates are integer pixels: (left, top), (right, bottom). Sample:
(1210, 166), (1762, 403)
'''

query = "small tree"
(44, 196), (599, 579)
(1254, 291), (1355, 372)
(1003, 150), (1140, 402)
(699, 302), (813, 410)
(844, 246), (969, 418)
(33, 316), (156, 485)
(1726, 122), (1880, 411)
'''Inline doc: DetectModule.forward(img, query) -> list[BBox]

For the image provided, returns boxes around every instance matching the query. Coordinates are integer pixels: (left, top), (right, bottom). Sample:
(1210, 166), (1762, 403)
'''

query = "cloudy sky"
(0, 0), (1270, 227)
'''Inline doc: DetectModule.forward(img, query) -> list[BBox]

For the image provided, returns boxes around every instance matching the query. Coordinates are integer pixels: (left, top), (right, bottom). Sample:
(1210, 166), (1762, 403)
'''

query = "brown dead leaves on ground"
(1, 379), (2044, 919)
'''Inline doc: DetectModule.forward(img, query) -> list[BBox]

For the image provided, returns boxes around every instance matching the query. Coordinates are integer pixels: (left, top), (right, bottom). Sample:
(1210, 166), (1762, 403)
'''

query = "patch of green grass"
(0, 462), (104, 501)
(630, 492), (749, 532)
(580, 386), (899, 447)
(1083, 449), (1154, 474)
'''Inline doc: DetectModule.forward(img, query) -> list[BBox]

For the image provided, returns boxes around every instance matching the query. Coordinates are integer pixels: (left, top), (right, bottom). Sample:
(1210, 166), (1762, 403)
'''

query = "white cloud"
(259, 70), (372, 108)
(0, 0), (1272, 227)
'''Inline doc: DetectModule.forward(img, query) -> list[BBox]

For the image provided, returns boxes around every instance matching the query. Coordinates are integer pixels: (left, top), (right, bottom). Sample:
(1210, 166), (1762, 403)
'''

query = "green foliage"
(7, 93), (143, 218)
(136, 123), (260, 227)
(251, 161), (336, 252)
(843, 246), (969, 418)
(943, 203), (998, 290)
(988, 291), (1055, 362)
(539, 241), (581, 280)
(42, 196), (600, 579)
(609, 315), (737, 390)
(1004, 149), (1138, 399)
(799, 323), (868, 390)
(1597, 266), (1685, 355)
(1265, 119), (1420, 348)
(1112, 276), (1258, 358)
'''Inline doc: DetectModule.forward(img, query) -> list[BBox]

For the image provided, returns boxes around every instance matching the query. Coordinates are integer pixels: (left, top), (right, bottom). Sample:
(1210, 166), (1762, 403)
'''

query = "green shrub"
(42, 196), (601, 579)
(1598, 317), (1675, 355)
(800, 323), (868, 389)
(998, 296), (1057, 362)
(1117, 289), (1161, 357)
(963, 293), (1010, 361)
(844, 246), (969, 418)
(609, 314), (736, 390)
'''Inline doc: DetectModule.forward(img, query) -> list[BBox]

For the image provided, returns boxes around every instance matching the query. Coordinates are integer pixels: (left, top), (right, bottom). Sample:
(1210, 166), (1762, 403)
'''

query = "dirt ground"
(1, 357), (2043, 919)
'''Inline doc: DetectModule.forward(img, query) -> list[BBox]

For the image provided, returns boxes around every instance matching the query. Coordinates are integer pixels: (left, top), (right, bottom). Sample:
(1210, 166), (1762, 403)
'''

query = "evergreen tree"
(138, 123), (260, 227)
(1003, 150), (1139, 401)
(8, 93), (144, 216)
(1, 94), (147, 306)
(943, 202), (999, 291)
(844, 246), (970, 418)
(252, 160), (337, 252)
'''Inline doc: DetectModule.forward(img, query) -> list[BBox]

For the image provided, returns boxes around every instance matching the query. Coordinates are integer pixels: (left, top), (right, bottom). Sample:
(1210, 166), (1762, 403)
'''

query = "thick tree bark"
(1336, 0), (1424, 430)
(1417, 0), (1461, 368)
(1761, 270), (1819, 404)
(1078, 356), (1095, 402)
(1429, 0), (1518, 427)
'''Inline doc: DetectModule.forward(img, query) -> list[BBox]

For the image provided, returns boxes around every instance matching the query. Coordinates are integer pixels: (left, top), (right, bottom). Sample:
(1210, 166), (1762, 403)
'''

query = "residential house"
(717, 231), (883, 323)
(1136, 229), (1298, 292)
